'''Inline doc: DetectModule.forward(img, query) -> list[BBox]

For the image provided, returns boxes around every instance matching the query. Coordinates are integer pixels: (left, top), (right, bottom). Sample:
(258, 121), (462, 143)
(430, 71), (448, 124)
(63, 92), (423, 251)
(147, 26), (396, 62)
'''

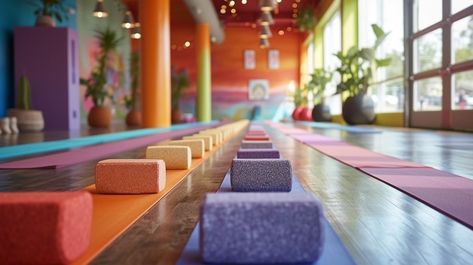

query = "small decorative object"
(80, 28), (122, 128)
(295, 7), (317, 32)
(308, 68), (333, 122)
(7, 75), (45, 132)
(244, 49), (256, 69)
(33, 0), (70, 27)
(335, 24), (391, 125)
(124, 52), (141, 127)
(291, 85), (307, 121)
(248, 80), (270, 101)
(171, 67), (190, 124)
(268, 49), (279, 69)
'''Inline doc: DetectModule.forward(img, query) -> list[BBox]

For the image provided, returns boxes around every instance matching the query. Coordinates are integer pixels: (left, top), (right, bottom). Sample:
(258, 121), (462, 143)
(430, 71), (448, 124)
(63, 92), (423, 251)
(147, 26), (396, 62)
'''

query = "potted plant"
(171, 67), (190, 124)
(291, 85), (308, 121)
(308, 68), (332, 122)
(295, 7), (317, 32)
(80, 28), (122, 128)
(33, 0), (70, 27)
(7, 75), (45, 132)
(124, 51), (141, 127)
(334, 24), (391, 125)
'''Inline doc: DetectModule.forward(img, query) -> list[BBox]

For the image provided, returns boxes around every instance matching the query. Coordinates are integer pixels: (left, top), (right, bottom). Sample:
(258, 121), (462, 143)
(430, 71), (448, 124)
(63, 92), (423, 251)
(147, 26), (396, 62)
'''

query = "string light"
(184, 41), (191, 48)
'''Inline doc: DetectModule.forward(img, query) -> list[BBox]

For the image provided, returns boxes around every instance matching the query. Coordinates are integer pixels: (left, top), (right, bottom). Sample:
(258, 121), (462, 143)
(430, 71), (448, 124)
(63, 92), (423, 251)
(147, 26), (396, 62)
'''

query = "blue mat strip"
(176, 172), (355, 265)
(297, 121), (382, 134)
(0, 122), (218, 160)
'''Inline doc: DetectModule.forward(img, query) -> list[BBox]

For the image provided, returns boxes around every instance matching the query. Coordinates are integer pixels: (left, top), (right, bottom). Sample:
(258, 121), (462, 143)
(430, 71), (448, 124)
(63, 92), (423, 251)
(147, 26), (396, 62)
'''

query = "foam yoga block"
(0, 191), (92, 264)
(167, 139), (204, 158)
(183, 135), (213, 151)
(237, 148), (280, 159)
(96, 159), (166, 194)
(247, 129), (266, 135)
(244, 135), (270, 141)
(200, 192), (324, 264)
(146, 146), (191, 169)
(231, 159), (292, 192)
(196, 132), (221, 146)
(240, 140), (273, 149)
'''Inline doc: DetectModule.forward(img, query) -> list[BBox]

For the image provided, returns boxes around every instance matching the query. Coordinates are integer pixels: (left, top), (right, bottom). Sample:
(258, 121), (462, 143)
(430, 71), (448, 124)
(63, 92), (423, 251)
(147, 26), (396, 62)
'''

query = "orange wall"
(171, 25), (302, 120)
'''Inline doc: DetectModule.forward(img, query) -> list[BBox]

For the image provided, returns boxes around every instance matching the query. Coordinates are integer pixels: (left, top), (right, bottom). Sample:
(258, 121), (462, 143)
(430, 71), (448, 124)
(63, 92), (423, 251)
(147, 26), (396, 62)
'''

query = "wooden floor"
(1, 123), (473, 264)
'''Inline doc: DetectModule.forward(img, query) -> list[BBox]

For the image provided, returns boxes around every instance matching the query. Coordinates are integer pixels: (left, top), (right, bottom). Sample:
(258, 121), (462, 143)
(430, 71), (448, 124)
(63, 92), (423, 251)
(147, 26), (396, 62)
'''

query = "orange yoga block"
(0, 191), (92, 265)
(95, 159), (166, 194)
(244, 135), (270, 141)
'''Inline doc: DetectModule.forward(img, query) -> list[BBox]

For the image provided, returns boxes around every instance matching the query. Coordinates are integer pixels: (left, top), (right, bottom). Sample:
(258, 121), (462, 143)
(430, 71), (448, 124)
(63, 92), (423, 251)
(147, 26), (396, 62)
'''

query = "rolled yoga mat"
(146, 146), (192, 170)
(230, 159), (292, 192)
(236, 148), (280, 159)
(95, 159), (166, 194)
(0, 191), (92, 264)
(0, 124), (217, 169)
(200, 192), (324, 264)
(176, 172), (355, 265)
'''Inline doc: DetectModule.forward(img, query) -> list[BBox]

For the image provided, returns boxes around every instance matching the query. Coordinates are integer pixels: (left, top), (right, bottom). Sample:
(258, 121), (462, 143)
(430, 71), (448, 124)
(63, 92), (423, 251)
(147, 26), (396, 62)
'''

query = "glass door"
(407, 0), (473, 130)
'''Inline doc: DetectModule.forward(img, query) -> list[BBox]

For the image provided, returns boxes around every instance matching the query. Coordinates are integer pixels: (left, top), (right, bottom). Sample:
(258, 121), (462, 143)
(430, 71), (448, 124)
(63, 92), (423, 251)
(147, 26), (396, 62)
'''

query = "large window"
(359, 0), (404, 113)
(323, 11), (342, 115)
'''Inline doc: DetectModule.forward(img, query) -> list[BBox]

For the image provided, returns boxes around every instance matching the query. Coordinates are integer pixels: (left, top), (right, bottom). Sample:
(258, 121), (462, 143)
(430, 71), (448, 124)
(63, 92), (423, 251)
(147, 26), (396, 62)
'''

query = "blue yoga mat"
(298, 121), (382, 134)
(176, 172), (355, 265)
(0, 122), (218, 161)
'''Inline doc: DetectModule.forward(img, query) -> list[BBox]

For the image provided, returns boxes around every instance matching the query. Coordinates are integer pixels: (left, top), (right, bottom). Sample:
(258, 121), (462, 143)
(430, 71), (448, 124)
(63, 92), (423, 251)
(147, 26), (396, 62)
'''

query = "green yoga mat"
(0, 122), (218, 161)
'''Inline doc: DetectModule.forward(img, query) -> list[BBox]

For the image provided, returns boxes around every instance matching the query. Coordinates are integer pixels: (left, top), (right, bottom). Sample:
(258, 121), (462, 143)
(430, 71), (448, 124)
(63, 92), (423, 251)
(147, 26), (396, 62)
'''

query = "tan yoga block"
(183, 135), (213, 151)
(167, 139), (205, 158)
(197, 132), (221, 145)
(95, 159), (166, 194)
(145, 146), (191, 169)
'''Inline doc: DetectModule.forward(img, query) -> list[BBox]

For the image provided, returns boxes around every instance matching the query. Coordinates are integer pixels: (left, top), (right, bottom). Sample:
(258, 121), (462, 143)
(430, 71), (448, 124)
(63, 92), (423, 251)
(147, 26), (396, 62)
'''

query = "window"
(452, 0), (473, 14)
(413, 77), (443, 111)
(452, 70), (473, 110)
(307, 42), (314, 74)
(414, 28), (443, 73)
(413, 0), (442, 32)
(359, 0), (404, 112)
(452, 15), (473, 64)
(323, 11), (342, 114)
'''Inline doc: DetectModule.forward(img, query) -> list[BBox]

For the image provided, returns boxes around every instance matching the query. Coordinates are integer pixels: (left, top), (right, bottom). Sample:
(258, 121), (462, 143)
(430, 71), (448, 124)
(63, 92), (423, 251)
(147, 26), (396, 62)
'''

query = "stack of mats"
(177, 123), (354, 264)
(0, 120), (250, 264)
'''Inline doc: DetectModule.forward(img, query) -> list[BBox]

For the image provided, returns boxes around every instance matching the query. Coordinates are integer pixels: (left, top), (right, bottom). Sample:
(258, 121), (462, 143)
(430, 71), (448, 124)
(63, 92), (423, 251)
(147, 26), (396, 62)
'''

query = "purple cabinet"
(14, 27), (80, 131)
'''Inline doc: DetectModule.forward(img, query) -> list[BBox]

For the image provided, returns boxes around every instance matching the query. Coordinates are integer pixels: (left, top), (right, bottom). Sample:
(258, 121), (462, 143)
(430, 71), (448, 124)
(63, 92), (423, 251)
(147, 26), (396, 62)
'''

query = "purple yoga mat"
(0, 125), (215, 169)
(360, 167), (473, 229)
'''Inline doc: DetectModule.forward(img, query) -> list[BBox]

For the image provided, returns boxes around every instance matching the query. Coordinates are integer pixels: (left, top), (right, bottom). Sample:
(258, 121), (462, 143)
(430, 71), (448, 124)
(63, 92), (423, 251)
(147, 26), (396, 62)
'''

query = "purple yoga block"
(200, 192), (325, 264)
(240, 141), (273, 149)
(237, 148), (280, 159)
(231, 159), (292, 192)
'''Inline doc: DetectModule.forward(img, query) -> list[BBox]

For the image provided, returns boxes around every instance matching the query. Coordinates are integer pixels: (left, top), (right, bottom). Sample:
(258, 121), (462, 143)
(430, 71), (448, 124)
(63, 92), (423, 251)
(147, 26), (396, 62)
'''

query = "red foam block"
(0, 191), (92, 264)
(244, 135), (270, 141)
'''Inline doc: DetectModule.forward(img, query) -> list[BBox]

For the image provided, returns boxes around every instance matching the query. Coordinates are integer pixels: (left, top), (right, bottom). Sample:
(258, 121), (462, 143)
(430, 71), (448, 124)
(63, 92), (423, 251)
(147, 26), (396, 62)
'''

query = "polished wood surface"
(1, 123), (473, 264)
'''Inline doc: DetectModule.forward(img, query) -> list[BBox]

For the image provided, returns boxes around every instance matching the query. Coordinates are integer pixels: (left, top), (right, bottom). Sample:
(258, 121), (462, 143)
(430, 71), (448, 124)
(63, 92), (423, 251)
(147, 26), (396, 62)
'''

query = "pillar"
(196, 23), (211, 122)
(140, 0), (171, 128)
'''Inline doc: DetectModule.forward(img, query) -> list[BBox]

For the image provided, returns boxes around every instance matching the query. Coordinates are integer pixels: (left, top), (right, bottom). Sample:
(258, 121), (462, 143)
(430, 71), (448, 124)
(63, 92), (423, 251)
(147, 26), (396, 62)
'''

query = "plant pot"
(342, 94), (376, 125)
(7, 109), (45, 132)
(88, 106), (112, 128)
(299, 107), (312, 121)
(312, 102), (332, 122)
(291, 106), (303, 120)
(126, 110), (142, 127)
(172, 108), (182, 124)
(35, 15), (56, 27)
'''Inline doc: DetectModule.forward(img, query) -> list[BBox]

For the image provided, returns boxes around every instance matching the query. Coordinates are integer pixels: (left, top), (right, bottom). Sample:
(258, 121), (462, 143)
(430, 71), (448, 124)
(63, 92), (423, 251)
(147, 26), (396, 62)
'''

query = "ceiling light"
(242, 0), (248, 4)
(130, 23), (141, 39)
(184, 41), (191, 48)
(231, 8), (237, 14)
(259, 0), (276, 12)
(121, 11), (134, 29)
(292, 3), (297, 8)
(260, 11), (274, 25)
(259, 38), (270, 48)
(220, 8), (226, 14)
(261, 25), (272, 38)
(229, 0), (235, 7)
(287, 26), (292, 31)
(278, 29), (284, 35)
(93, 0), (108, 18)
(277, 0), (282, 2)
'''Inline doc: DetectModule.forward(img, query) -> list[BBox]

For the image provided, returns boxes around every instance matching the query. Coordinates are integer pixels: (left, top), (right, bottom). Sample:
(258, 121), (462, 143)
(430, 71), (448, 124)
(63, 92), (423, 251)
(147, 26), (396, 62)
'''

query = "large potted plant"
(7, 75), (44, 132)
(171, 67), (190, 124)
(308, 68), (332, 122)
(33, 0), (70, 27)
(80, 28), (121, 128)
(124, 51), (141, 127)
(334, 24), (391, 125)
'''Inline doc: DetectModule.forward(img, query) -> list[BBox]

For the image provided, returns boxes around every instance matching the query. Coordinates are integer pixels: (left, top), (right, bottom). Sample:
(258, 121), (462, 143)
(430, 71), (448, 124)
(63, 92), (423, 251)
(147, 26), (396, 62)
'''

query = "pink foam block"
(0, 191), (92, 264)
(95, 159), (166, 194)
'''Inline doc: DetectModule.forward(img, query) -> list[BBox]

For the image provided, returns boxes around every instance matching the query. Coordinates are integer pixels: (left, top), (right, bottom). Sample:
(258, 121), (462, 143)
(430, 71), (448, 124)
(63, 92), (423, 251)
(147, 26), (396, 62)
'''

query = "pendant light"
(93, 0), (108, 18)
(122, 11), (135, 29)
(260, 11), (274, 26)
(260, 25), (272, 39)
(131, 23), (141, 39)
(259, 38), (270, 48)
(259, 0), (276, 12)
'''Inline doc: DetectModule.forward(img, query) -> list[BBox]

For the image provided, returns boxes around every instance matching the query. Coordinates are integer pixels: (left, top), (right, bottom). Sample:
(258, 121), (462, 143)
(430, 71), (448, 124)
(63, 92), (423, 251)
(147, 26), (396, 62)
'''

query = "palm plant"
(296, 7), (317, 32)
(171, 68), (190, 111)
(81, 28), (122, 107)
(33, 0), (69, 22)
(308, 68), (332, 105)
(125, 51), (140, 111)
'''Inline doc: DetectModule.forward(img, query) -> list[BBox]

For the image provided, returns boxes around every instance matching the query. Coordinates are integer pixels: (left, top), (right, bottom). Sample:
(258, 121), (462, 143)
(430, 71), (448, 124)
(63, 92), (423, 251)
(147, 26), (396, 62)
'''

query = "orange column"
(140, 0), (171, 128)
(196, 23), (211, 122)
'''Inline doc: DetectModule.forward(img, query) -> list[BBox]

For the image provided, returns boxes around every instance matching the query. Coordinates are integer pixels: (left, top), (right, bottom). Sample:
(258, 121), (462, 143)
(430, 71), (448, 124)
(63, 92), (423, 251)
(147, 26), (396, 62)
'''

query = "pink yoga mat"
(361, 167), (473, 229)
(0, 125), (215, 169)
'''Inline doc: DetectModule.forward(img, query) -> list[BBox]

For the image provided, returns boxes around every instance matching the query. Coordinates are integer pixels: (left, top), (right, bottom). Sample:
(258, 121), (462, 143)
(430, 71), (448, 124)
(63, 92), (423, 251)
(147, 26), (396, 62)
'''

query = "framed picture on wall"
(244, 49), (256, 69)
(248, 79), (270, 101)
(268, 49), (279, 69)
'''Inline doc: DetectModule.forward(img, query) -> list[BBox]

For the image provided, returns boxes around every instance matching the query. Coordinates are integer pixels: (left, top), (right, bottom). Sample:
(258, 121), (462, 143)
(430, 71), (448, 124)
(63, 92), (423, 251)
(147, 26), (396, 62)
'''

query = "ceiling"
(212, 0), (318, 31)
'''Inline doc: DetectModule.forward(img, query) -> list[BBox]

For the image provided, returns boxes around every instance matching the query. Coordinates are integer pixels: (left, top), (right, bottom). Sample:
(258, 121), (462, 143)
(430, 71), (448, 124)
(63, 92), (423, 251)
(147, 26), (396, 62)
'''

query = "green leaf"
(359, 48), (375, 61)
(371, 24), (385, 39)
(375, 58), (392, 67)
